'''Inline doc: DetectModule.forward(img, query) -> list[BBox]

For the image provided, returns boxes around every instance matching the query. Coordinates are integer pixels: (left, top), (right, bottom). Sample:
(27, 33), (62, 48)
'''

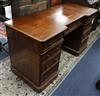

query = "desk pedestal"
(63, 16), (93, 56)
(6, 26), (63, 92)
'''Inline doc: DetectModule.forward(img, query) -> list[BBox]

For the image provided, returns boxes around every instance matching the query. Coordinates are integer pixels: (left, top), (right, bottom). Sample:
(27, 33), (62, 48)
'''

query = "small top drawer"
(39, 34), (64, 54)
(82, 15), (95, 25)
(82, 22), (92, 30)
(67, 20), (81, 29)
(81, 36), (89, 44)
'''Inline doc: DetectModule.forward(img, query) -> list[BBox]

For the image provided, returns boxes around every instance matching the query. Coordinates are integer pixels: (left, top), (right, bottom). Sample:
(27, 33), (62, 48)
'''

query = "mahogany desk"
(5, 3), (97, 92)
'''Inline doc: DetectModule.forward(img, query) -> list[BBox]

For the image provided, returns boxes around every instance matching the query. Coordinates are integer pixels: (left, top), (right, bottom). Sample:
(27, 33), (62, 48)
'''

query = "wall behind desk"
(11, 0), (64, 17)
(11, 0), (48, 17)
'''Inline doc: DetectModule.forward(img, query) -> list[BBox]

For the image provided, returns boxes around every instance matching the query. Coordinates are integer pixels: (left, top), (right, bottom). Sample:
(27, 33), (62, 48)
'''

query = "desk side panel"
(6, 25), (40, 86)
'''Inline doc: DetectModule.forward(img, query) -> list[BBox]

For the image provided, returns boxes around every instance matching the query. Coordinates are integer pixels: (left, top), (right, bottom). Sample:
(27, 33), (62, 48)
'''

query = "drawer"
(39, 33), (63, 53)
(40, 64), (58, 83)
(82, 22), (92, 30)
(82, 16), (94, 25)
(39, 37), (64, 55)
(40, 44), (61, 63)
(41, 53), (60, 73)
(67, 20), (81, 29)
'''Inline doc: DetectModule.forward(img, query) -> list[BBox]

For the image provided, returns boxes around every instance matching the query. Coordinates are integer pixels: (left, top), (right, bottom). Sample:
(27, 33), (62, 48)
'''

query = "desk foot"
(62, 45), (86, 56)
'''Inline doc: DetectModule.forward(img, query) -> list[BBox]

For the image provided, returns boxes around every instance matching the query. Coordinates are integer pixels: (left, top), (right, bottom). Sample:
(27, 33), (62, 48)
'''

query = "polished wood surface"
(5, 3), (97, 42)
(6, 25), (63, 92)
(5, 3), (97, 92)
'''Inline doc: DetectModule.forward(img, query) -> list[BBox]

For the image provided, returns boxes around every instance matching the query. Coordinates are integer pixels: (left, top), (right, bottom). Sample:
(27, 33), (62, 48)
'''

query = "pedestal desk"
(5, 3), (97, 92)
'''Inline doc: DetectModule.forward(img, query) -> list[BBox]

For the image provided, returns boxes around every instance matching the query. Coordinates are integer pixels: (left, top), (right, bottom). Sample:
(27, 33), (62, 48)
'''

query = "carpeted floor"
(52, 38), (100, 96)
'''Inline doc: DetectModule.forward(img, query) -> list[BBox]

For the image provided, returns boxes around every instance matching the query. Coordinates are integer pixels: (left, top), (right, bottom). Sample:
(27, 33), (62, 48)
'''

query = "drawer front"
(39, 33), (63, 54)
(41, 53), (60, 73)
(67, 20), (81, 29)
(82, 23), (92, 31)
(40, 44), (61, 63)
(82, 16), (94, 25)
(40, 64), (58, 83)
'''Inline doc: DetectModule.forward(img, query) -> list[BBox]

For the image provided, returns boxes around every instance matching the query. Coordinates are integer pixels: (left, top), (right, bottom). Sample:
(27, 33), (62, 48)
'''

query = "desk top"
(5, 3), (97, 42)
